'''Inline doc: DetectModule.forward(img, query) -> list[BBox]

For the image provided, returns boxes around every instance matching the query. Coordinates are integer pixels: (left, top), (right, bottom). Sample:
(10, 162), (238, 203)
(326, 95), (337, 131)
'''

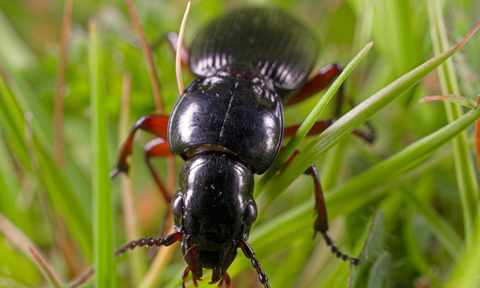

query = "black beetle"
(112, 7), (371, 288)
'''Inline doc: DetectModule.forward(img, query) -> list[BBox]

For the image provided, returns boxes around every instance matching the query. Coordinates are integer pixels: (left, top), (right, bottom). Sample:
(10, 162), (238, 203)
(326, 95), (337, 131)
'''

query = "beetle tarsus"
(321, 232), (360, 265)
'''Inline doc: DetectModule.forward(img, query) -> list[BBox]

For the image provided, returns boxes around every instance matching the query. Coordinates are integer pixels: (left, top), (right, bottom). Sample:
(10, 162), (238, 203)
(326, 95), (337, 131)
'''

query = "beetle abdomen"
(188, 7), (318, 98)
(168, 76), (283, 174)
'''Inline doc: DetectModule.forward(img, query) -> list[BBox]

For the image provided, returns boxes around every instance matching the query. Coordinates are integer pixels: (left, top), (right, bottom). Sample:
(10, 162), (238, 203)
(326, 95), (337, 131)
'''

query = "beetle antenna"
(114, 232), (182, 257)
(176, 1), (191, 95)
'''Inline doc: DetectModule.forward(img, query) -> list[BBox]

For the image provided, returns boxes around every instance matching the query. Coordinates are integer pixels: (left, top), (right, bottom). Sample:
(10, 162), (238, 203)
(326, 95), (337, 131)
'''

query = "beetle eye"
(245, 201), (257, 226)
(171, 193), (184, 221)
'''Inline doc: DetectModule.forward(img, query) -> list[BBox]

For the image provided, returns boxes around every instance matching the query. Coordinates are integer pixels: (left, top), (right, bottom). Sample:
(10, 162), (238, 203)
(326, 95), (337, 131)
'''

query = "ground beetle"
(111, 7), (372, 288)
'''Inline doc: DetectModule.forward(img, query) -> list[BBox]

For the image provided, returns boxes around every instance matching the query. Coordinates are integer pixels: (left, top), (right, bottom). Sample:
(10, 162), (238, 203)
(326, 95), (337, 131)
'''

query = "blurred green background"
(0, 0), (480, 287)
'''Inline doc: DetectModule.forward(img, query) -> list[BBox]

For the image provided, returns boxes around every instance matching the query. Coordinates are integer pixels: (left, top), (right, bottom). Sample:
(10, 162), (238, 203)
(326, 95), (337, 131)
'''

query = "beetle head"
(171, 152), (257, 282)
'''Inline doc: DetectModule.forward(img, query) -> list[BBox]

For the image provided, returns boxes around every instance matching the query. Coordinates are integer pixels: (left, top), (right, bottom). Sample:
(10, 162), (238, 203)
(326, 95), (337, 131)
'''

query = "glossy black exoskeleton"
(112, 7), (368, 288)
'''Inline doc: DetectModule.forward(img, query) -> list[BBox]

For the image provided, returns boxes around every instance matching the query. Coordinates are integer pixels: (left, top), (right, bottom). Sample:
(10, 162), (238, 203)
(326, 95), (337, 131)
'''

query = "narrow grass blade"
(29, 247), (63, 288)
(261, 22), (480, 208)
(0, 278), (31, 288)
(0, 213), (38, 259)
(34, 137), (93, 259)
(402, 210), (441, 286)
(256, 41), (374, 195)
(53, 0), (75, 167)
(0, 237), (40, 286)
(0, 125), (23, 227)
(401, 188), (462, 258)
(0, 69), (31, 170)
(327, 105), (480, 215)
(69, 268), (94, 288)
(427, 0), (480, 247)
(419, 94), (477, 108)
(2, 64), (93, 259)
(89, 19), (114, 287)
(124, 0), (164, 113)
(118, 73), (147, 284)
(0, 8), (36, 69)
(443, 217), (480, 288)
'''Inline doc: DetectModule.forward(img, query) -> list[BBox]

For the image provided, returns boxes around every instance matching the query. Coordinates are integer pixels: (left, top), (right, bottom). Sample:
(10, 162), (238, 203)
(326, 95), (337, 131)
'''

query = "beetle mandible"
(112, 7), (371, 288)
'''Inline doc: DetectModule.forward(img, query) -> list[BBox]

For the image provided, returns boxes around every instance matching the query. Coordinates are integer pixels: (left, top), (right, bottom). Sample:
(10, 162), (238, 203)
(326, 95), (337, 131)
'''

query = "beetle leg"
(284, 119), (375, 143)
(285, 64), (342, 106)
(306, 163), (359, 265)
(216, 277), (224, 288)
(182, 266), (190, 288)
(144, 137), (173, 203)
(111, 114), (170, 178)
(181, 265), (201, 288)
(281, 151), (360, 265)
(114, 232), (182, 257)
(239, 240), (271, 288)
(192, 275), (200, 288)
(223, 272), (231, 288)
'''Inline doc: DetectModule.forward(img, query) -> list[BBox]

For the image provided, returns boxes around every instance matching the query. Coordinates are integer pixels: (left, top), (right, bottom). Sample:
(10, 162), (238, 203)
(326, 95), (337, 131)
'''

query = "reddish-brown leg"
(114, 232), (182, 257)
(180, 266), (201, 288)
(144, 137), (174, 203)
(281, 151), (360, 265)
(284, 119), (375, 143)
(239, 240), (271, 288)
(223, 272), (231, 288)
(192, 275), (200, 288)
(285, 64), (342, 106)
(182, 266), (190, 288)
(111, 114), (170, 177)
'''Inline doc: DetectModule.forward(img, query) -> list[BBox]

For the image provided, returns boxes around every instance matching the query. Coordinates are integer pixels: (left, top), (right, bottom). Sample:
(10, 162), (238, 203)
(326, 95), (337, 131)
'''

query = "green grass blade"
(443, 217), (480, 288)
(255, 41), (374, 196)
(34, 140), (93, 259)
(327, 105), (480, 214)
(419, 94), (477, 108)
(1, 67), (93, 258)
(0, 126), (23, 227)
(401, 188), (462, 258)
(29, 247), (62, 288)
(261, 22), (480, 208)
(0, 215), (41, 286)
(0, 278), (31, 288)
(117, 74), (147, 285)
(0, 8), (36, 69)
(402, 210), (441, 286)
(0, 71), (31, 170)
(427, 0), (480, 248)
(89, 19), (114, 287)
